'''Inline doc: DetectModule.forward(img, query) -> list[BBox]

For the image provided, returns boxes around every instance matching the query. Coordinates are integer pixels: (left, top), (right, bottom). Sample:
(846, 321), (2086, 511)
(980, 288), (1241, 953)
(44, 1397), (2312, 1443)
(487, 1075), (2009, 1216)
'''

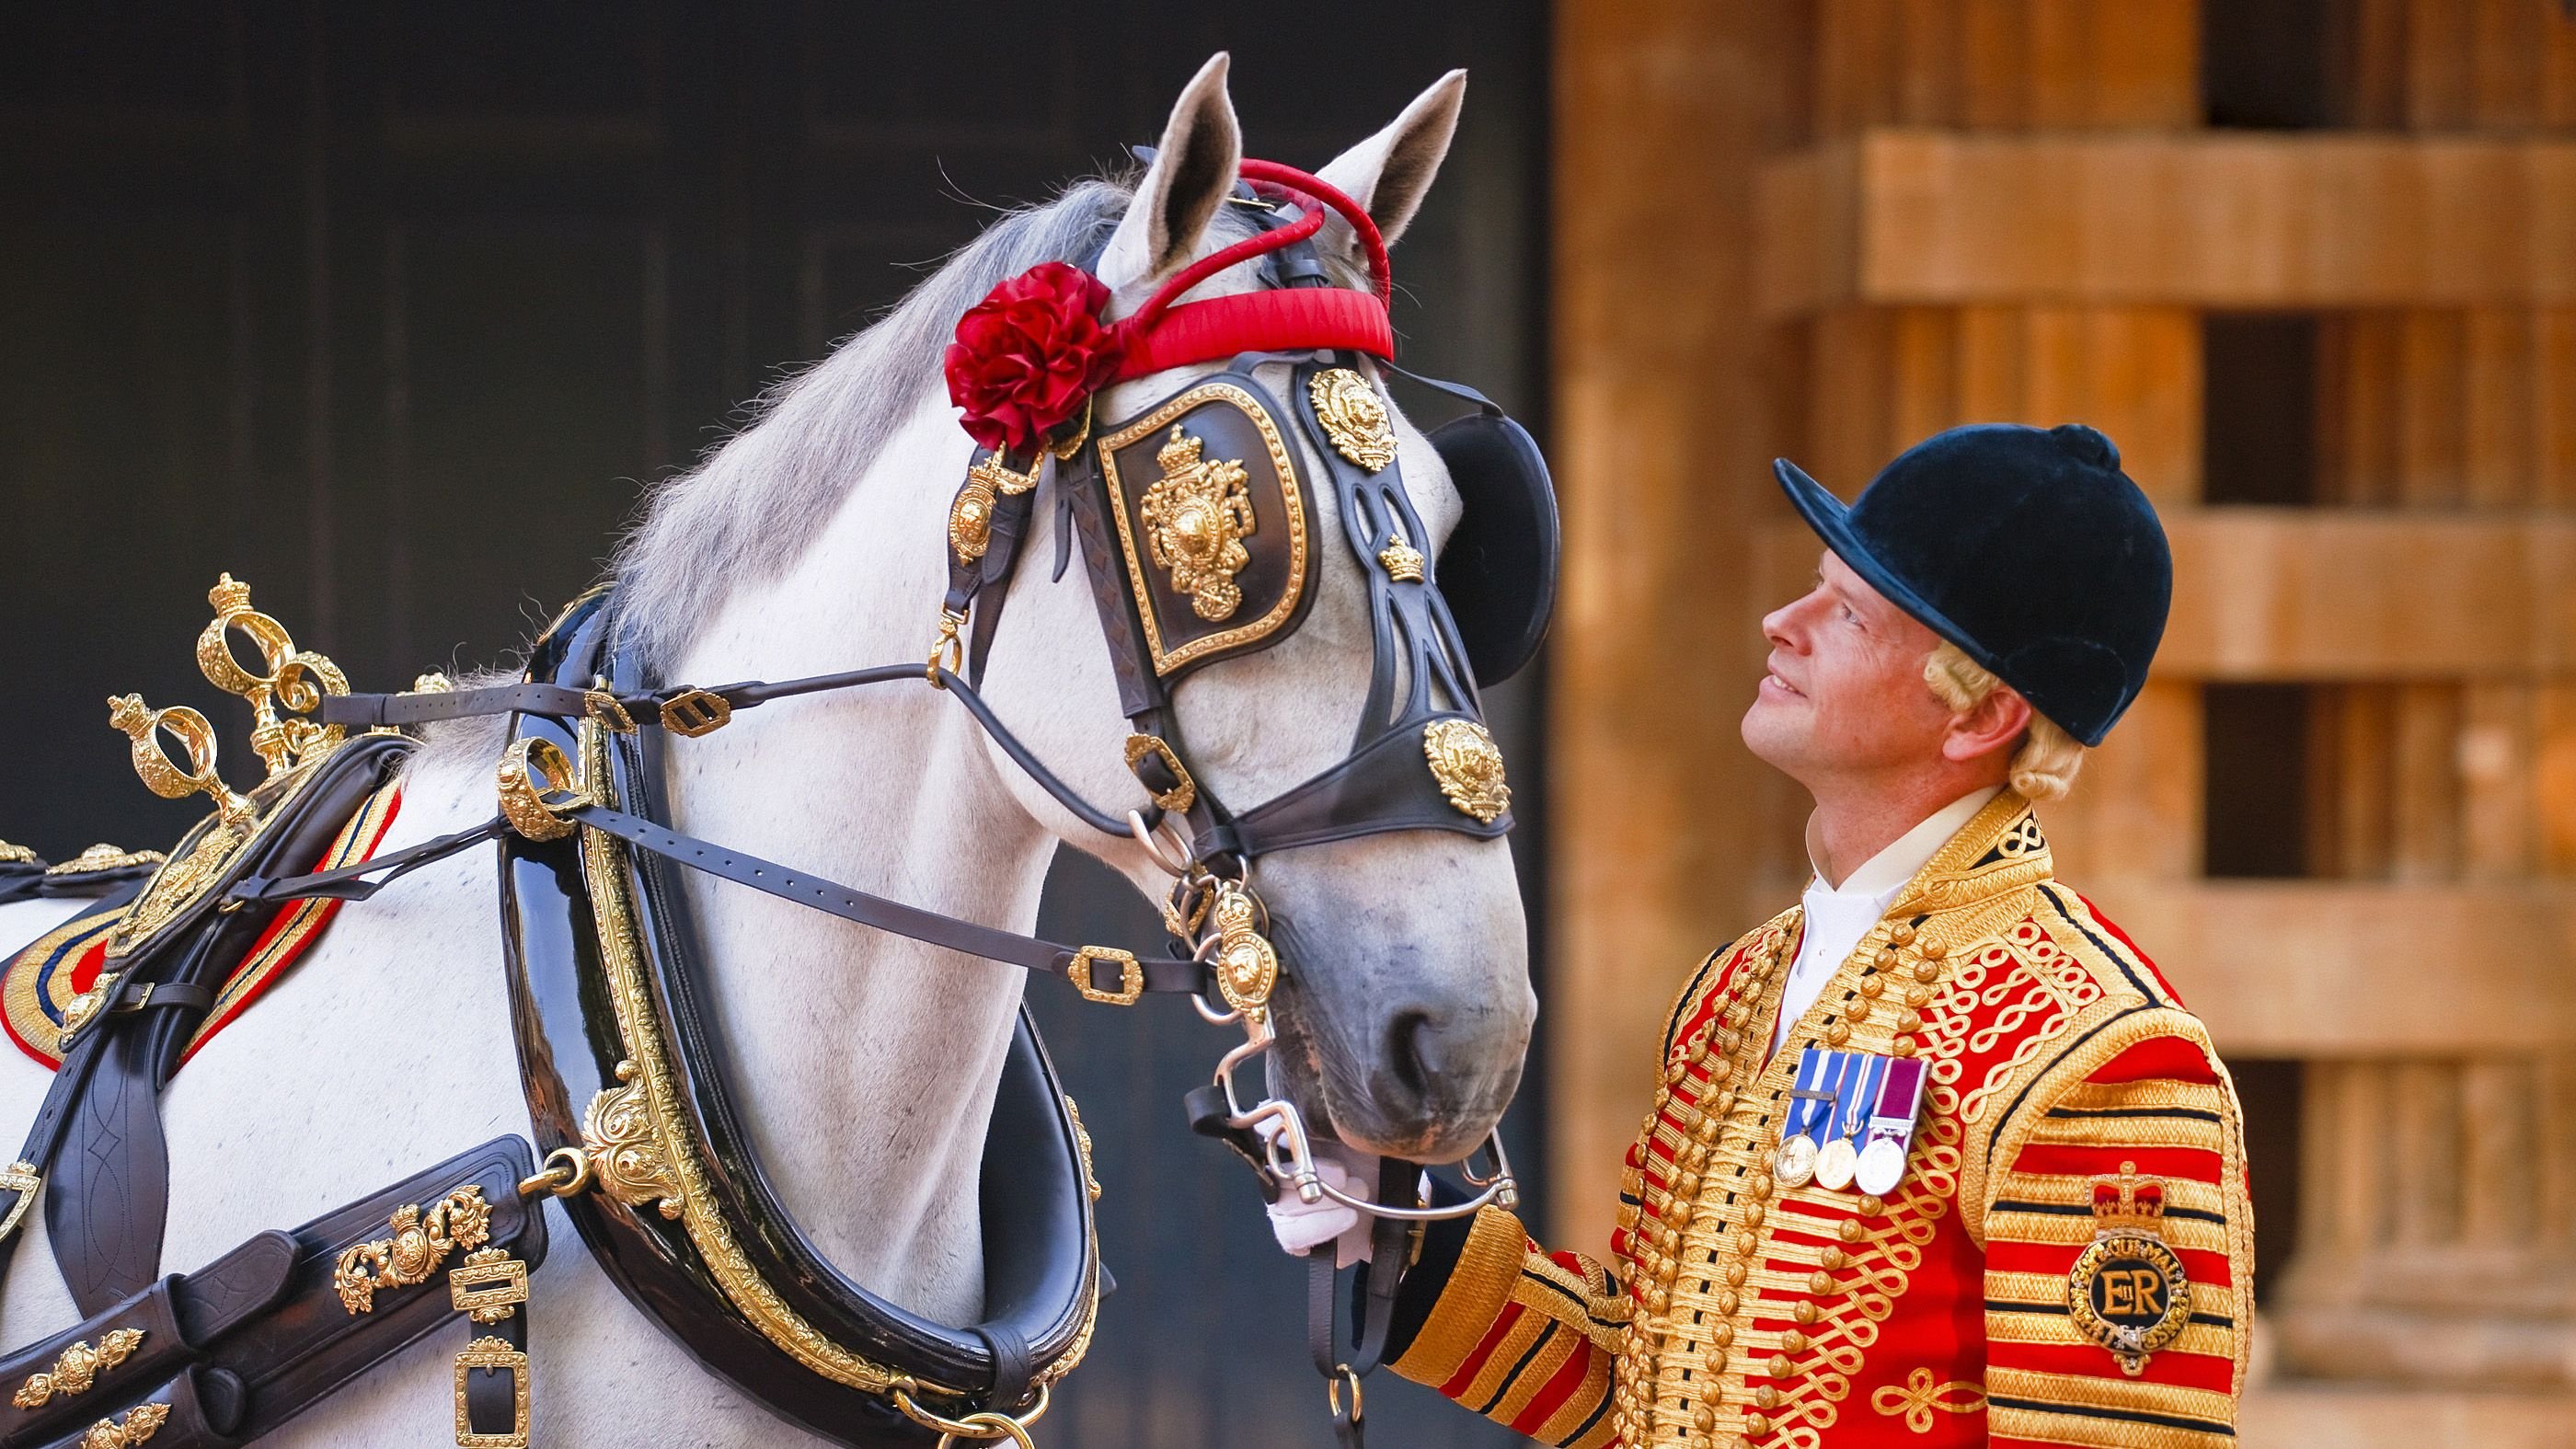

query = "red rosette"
(943, 261), (1123, 454)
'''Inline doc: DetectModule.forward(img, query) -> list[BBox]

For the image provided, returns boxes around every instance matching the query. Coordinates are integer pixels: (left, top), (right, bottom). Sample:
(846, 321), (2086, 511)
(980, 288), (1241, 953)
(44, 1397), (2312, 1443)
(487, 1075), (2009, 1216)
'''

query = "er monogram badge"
(2065, 1161), (2192, 1375)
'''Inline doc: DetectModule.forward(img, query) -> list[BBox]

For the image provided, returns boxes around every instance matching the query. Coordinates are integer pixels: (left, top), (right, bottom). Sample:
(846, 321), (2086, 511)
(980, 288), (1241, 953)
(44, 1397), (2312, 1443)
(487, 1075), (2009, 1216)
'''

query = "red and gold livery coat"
(1383, 792), (2253, 1447)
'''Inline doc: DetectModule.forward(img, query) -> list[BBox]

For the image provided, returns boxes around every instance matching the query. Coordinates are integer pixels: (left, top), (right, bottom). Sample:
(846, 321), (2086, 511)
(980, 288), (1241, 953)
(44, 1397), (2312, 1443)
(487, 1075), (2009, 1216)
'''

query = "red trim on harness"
(1110, 288), (1394, 380)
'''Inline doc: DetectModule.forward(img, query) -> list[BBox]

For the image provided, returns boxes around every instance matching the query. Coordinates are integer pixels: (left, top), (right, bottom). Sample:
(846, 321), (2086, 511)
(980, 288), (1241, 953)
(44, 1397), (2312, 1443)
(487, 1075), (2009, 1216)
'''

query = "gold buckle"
(1070, 947), (1144, 1006)
(453, 1336), (531, 1448)
(1122, 734), (1198, 813)
(495, 739), (583, 842)
(582, 690), (636, 733)
(926, 610), (966, 688)
(658, 689), (732, 738)
(449, 1248), (528, 1324)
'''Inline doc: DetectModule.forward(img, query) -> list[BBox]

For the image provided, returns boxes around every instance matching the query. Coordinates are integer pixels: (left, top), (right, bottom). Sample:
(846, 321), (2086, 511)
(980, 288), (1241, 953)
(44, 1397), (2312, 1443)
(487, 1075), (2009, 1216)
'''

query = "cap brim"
(1770, 457), (2012, 693)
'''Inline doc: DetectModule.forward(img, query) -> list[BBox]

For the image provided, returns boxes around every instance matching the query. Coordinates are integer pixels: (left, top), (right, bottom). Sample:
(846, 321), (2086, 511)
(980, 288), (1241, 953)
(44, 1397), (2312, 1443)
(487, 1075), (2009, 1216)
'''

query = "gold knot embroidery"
(1870, 1367), (1987, 1433)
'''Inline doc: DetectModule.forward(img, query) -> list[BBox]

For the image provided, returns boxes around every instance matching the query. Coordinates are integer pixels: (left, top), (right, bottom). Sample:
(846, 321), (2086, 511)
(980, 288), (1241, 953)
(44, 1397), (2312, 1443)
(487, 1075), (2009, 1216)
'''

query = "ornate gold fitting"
(583, 1059), (684, 1220)
(926, 610), (967, 688)
(73, 1401), (167, 1449)
(1121, 734), (1197, 814)
(0, 1161), (40, 1244)
(0, 840), (32, 867)
(658, 688), (732, 738)
(517, 1145), (593, 1202)
(449, 1248), (529, 1325)
(1070, 947), (1144, 1006)
(1309, 367), (1397, 471)
(1142, 425), (1258, 622)
(581, 690), (637, 733)
(194, 573), (348, 779)
(108, 696), (256, 833)
(1422, 719), (1510, 824)
(952, 453), (1040, 566)
(1376, 526), (1425, 583)
(1209, 883), (1280, 1017)
(43, 845), (164, 878)
(13, 1328), (143, 1409)
(58, 972), (120, 1041)
(495, 739), (582, 843)
(453, 1335), (531, 1449)
(333, 1185), (494, 1316)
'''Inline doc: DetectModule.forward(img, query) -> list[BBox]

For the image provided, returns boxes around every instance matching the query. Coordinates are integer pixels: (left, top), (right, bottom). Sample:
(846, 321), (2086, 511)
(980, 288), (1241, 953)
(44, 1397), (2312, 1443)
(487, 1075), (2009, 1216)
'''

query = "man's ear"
(1314, 69), (1466, 258)
(1098, 53), (1243, 292)
(1942, 681), (2035, 765)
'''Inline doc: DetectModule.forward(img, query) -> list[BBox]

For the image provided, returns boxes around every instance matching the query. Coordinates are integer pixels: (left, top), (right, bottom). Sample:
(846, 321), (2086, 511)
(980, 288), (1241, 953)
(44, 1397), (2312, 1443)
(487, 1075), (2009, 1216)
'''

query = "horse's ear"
(1099, 53), (1243, 290)
(1316, 69), (1466, 255)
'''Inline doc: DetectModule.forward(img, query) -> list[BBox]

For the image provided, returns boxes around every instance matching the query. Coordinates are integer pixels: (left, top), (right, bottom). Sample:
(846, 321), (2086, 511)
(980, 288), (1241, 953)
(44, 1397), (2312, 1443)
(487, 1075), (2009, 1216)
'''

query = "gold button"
(1671, 1202), (1695, 1229)
(1661, 1228), (1681, 1255)
(1693, 1118), (1722, 1144)
(1767, 1353), (1795, 1378)
(1873, 948), (1898, 969)
(1856, 974), (1884, 998)
(1724, 1260), (1749, 1286)
(1890, 925), (1917, 947)
(1711, 1088), (1738, 1113)
(1892, 1037), (1918, 1057)
(1819, 1248), (1848, 1270)
(1686, 1144), (1712, 1169)
(1913, 960), (1941, 983)
(1893, 1009), (1922, 1033)
(1856, 1194), (1885, 1217)
(1846, 998), (1872, 1023)
(1716, 1290), (1740, 1314)
(1808, 1271), (1835, 1294)
(1664, 1061), (1689, 1087)
(1710, 1322), (1735, 1347)
(1779, 1330), (1810, 1353)
(1649, 1285), (1670, 1313)
(1792, 1301), (1820, 1325)
(1750, 1172), (1775, 1199)
(1753, 1386), (1781, 1410)
(1694, 1405), (1717, 1432)
(1922, 940), (1949, 960)
(1743, 1202), (1766, 1228)
(1745, 1413), (1772, 1435)
(1704, 1347), (1729, 1374)
(1677, 1172), (1702, 1197)
(1825, 1023), (1851, 1046)
(1839, 1219), (1866, 1244)
(1904, 984), (1933, 1007)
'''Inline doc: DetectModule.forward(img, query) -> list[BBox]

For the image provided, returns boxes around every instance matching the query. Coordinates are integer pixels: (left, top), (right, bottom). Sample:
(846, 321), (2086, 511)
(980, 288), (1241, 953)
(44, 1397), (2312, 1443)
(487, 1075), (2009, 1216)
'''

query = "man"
(1307, 423), (2251, 1447)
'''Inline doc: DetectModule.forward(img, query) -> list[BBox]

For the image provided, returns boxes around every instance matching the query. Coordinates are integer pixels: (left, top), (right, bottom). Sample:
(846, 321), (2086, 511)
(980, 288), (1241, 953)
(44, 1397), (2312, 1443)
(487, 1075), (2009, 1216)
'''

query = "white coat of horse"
(0, 55), (1533, 1445)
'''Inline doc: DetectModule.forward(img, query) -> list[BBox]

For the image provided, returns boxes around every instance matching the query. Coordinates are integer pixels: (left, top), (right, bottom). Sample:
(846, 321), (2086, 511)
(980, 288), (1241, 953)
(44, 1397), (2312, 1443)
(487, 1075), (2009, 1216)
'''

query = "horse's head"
(981, 55), (1535, 1165)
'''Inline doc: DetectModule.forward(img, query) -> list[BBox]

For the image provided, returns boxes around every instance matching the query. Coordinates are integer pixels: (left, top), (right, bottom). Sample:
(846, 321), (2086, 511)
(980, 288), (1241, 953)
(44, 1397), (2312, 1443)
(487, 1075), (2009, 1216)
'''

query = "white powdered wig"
(1923, 641), (2087, 801)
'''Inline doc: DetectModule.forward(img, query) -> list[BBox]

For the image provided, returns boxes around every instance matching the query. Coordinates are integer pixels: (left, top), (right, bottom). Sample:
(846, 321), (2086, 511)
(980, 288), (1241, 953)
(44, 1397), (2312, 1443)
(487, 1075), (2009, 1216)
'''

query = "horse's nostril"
(1387, 1009), (1437, 1103)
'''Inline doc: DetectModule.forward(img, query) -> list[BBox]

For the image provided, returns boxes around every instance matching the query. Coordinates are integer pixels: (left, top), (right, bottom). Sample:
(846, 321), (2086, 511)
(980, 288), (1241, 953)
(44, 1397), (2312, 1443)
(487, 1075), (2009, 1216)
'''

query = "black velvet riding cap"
(1773, 423), (2171, 747)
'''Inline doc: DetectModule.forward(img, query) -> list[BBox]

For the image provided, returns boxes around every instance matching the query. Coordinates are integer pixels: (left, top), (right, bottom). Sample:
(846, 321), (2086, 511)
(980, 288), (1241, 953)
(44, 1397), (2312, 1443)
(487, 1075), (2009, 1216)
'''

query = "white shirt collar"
(1802, 787), (2002, 906)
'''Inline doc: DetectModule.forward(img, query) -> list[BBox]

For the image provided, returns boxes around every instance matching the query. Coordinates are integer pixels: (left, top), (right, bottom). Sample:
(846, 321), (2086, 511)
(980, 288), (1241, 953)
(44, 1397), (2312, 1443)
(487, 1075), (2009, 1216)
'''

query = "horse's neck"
(651, 416), (1049, 1324)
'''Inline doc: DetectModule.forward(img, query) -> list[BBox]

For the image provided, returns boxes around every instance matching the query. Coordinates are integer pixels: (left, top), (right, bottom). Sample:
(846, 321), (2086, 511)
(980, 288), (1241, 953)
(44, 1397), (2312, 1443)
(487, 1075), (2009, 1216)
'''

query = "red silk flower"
(943, 262), (1122, 454)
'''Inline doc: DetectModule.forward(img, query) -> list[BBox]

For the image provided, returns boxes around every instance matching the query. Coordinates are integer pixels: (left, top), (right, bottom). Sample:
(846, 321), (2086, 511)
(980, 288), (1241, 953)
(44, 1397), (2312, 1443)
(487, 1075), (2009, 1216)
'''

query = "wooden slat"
(1760, 132), (2576, 315)
(2104, 879), (2576, 1053)
(1760, 512), (2576, 680)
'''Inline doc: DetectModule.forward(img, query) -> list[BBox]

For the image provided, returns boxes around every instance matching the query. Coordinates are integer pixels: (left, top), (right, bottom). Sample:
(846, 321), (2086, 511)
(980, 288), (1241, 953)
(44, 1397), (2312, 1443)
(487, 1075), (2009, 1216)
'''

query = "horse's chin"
(1269, 993), (1501, 1166)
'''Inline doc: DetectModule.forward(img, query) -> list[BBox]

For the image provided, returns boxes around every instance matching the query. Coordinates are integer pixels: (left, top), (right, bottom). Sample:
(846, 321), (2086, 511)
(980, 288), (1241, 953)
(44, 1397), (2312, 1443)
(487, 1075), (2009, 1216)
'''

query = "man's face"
(1741, 551), (1956, 789)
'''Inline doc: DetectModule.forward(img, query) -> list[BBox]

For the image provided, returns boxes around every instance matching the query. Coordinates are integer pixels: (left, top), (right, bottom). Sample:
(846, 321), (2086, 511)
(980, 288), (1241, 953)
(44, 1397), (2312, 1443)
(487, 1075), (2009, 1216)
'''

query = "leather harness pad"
(1096, 375), (1316, 681)
(499, 597), (1099, 1446)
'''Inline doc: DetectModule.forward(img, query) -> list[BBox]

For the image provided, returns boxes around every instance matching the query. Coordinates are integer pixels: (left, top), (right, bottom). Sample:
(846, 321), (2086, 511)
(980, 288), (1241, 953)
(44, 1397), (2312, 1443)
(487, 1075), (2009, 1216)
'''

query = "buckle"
(1070, 947), (1144, 1006)
(658, 688), (732, 738)
(581, 690), (636, 733)
(495, 739), (584, 842)
(1122, 734), (1198, 813)
(449, 1248), (528, 1324)
(453, 1335), (531, 1449)
(0, 1162), (38, 1244)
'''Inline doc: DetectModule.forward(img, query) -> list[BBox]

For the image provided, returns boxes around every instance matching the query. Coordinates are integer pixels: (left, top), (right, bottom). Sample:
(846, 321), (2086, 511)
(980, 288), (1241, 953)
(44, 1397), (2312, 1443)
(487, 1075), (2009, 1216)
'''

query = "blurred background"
(5, 2), (2571, 1445)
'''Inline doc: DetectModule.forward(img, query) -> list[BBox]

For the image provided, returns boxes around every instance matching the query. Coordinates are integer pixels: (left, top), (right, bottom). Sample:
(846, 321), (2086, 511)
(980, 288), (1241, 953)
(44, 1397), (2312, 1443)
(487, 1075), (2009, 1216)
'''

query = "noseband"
(280, 156), (1558, 1445)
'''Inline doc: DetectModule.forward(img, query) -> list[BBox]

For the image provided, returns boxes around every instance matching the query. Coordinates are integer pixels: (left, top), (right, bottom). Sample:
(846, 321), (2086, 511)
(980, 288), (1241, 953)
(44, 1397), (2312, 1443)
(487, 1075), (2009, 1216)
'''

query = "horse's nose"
(1354, 1003), (1501, 1155)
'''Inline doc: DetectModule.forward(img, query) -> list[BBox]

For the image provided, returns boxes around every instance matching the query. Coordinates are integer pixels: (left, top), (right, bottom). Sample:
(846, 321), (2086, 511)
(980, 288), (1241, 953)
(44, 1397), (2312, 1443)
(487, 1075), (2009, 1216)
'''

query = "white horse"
(0, 55), (1531, 1446)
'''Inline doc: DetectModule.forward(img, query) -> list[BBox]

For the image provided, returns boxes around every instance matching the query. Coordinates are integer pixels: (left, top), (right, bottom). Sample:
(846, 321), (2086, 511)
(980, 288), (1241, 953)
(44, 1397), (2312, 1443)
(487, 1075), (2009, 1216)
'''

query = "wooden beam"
(1762, 131), (2576, 314)
(1760, 512), (2576, 679)
(2099, 879), (2576, 1054)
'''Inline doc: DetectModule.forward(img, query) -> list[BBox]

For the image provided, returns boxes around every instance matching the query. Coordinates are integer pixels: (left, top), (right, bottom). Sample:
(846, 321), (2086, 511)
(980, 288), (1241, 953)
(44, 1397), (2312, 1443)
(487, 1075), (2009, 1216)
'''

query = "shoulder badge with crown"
(2064, 1161), (2193, 1375)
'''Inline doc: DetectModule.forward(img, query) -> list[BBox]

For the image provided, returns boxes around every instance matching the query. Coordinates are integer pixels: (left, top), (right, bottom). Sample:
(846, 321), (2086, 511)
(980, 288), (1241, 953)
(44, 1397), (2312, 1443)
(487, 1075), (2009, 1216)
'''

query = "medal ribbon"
(1836, 1053), (1890, 1147)
(1785, 1047), (1836, 1142)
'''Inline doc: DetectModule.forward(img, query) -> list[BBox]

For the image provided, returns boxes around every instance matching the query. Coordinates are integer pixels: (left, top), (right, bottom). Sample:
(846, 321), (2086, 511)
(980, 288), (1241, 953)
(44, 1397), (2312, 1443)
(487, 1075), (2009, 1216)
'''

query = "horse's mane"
(611, 173), (1153, 667)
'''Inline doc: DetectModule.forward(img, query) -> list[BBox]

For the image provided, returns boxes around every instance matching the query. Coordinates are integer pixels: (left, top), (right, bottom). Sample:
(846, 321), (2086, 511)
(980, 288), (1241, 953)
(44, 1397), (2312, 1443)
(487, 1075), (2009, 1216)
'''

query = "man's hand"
(1259, 1126), (1378, 1267)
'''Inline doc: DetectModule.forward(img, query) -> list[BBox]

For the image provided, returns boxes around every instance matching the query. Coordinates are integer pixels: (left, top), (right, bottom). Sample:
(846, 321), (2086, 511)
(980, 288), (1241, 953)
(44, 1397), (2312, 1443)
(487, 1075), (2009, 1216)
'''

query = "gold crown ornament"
(2064, 1162), (2193, 1376)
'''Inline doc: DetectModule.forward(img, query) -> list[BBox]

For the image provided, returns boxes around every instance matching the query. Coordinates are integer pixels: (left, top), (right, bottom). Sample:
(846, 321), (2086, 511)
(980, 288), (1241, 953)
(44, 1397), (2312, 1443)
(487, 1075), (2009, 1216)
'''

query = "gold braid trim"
(1985, 1364), (2239, 1438)
(1388, 1204), (1531, 1386)
(1970, 1005), (2215, 1238)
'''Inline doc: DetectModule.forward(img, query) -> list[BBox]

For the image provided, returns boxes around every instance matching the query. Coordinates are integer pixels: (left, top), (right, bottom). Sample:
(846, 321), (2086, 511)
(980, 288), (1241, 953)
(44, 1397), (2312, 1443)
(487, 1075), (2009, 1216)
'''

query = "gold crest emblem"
(1141, 425), (1258, 621)
(949, 453), (1038, 566)
(1210, 883), (1281, 1017)
(1422, 719), (1511, 824)
(2065, 1162), (2192, 1375)
(1309, 367), (1397, 471)
(333, 1185), (494, 1315)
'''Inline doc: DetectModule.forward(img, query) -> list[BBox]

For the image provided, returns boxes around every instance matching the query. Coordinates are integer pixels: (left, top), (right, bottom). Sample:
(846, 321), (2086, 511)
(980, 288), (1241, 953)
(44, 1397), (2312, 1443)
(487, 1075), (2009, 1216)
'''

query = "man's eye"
(1840, 604), (1859, 626)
